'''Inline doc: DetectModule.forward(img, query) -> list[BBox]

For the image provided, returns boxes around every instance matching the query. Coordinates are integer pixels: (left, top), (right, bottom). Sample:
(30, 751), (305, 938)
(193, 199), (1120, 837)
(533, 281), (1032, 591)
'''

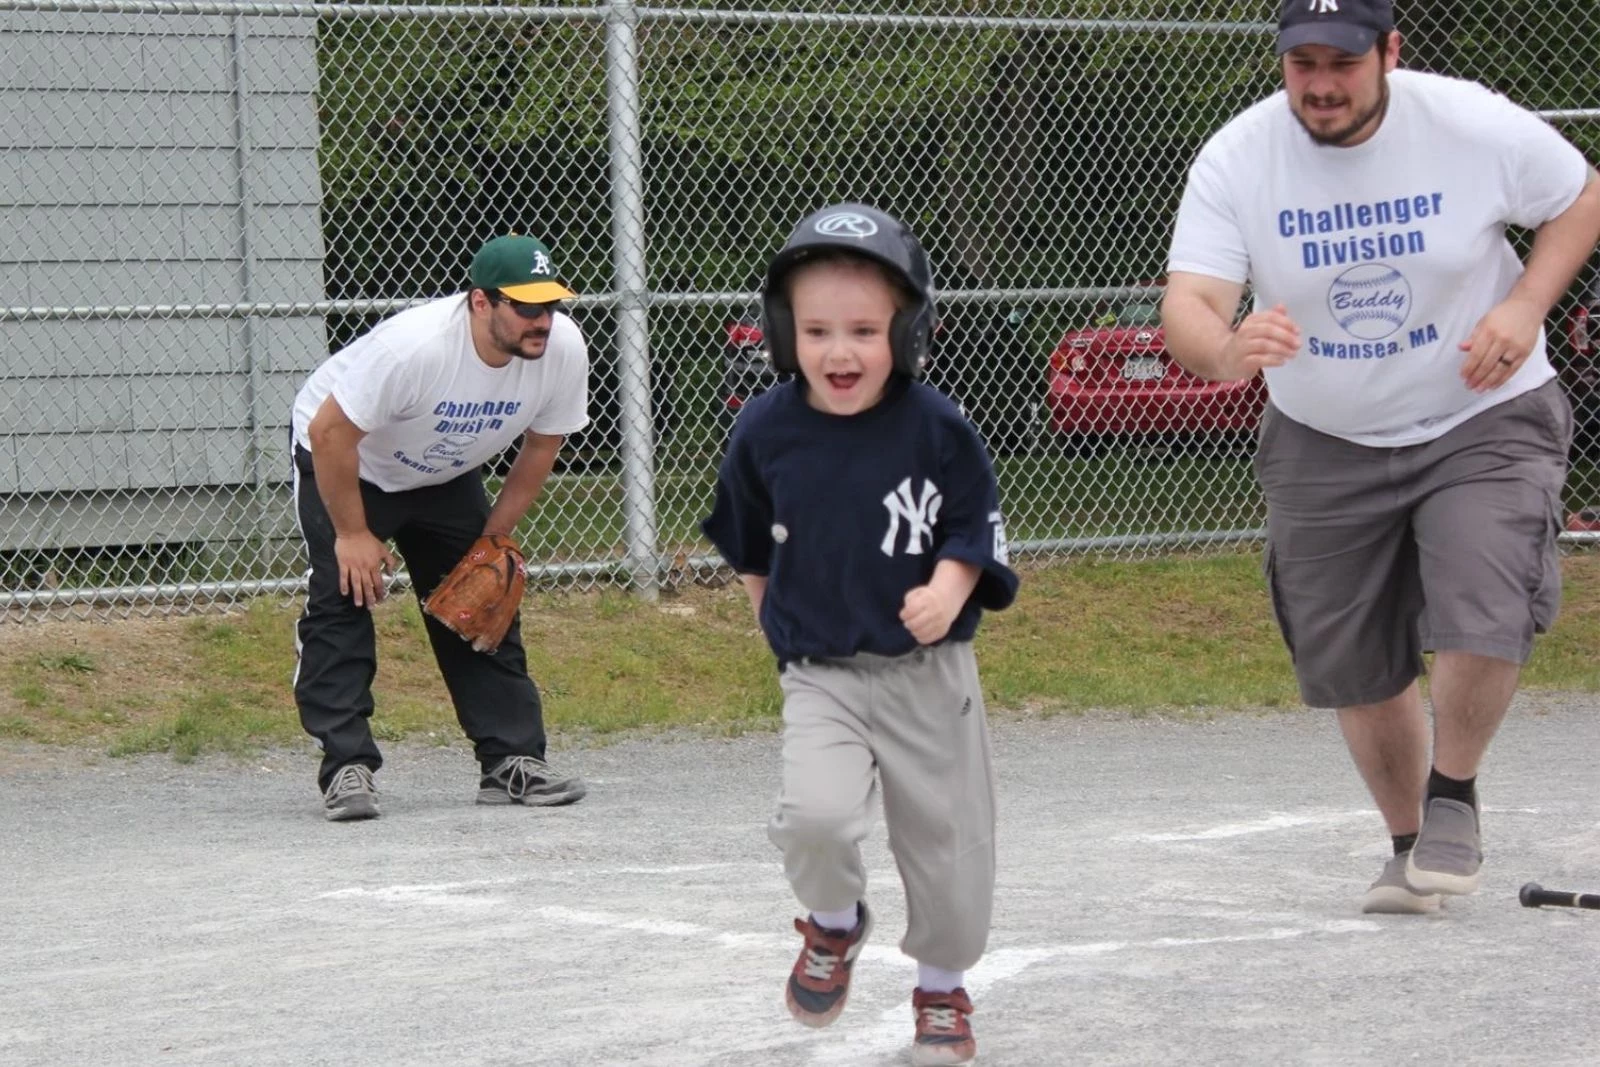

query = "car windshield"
(1091, 301), (1161, 329)
(1115, 302), (1161, 327)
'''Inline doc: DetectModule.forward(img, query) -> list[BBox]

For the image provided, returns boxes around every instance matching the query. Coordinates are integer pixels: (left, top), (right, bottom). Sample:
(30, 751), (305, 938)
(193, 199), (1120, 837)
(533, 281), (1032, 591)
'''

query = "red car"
(1563, 274), (1600, 459)
(716, 305), (782, 442)
(1044, 284), (1266, 455)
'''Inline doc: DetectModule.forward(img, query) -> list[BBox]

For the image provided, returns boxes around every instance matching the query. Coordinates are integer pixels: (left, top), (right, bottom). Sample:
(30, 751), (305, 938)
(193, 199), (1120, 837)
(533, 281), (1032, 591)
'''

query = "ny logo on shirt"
(881, 477), (942, 556)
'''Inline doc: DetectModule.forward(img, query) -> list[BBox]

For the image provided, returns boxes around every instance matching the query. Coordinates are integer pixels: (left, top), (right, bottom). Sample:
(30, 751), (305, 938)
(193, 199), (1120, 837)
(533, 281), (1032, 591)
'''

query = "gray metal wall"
(1, 9), (322, 552)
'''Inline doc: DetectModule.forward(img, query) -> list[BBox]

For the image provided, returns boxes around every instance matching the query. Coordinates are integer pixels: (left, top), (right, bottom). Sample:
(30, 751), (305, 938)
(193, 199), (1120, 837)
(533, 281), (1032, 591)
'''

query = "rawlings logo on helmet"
(763, 202), (937, 379)
(812, 212), (880, 239)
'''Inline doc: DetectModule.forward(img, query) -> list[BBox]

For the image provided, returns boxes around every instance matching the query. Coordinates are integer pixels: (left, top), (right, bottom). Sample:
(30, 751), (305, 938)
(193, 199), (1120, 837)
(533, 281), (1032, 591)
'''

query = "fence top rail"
(639, 8), (1272, 34)
(0, 287), (1163, 323)
(0, 0), (1273, 34)
(0, 0), (592, 19)
(1542, 109), (1600, 122)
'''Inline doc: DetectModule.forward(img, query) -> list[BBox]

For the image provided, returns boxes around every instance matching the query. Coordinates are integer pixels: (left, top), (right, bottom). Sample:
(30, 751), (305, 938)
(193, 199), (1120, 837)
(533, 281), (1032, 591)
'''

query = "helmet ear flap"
(889, 303), (935, 377)
(763, 291), (797, 375)
(889, 227), (936, 377)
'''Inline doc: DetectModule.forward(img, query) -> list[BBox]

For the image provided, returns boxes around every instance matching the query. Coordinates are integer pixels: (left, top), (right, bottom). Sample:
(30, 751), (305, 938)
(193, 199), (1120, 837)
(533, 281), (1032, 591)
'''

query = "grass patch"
(3, 550), (1600, 761)
(0, 716), (43, 740)
(982, 555), (1299, 711)
(35, 652), (96, 673)
(109, 690), (289, 762)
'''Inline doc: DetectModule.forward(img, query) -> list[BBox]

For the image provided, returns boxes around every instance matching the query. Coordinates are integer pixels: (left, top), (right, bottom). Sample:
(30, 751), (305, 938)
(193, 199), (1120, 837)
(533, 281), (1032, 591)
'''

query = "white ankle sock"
(917, 964), (964, 993)
(810, 905), (858, 933)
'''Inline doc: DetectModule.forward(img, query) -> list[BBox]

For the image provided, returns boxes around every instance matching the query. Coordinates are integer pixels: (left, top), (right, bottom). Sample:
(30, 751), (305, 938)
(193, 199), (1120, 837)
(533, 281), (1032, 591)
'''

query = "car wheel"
(1176, 429), (1254, 460)
(1572, 392), (1600, 460)
(1057, 431), (1106, 459)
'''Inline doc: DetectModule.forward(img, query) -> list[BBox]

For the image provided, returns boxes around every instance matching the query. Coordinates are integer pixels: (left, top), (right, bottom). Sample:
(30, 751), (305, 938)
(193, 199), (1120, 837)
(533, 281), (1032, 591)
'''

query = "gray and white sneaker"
(1407, 797), (1483, 895)
(1362, 851), (1442, 914)
(477, 755), (587, 807)
(323, 763), (379, 822)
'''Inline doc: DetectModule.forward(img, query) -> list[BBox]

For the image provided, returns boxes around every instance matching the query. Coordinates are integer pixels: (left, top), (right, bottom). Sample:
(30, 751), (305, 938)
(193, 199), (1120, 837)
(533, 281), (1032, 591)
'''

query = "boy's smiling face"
(789, 257), (900, 416)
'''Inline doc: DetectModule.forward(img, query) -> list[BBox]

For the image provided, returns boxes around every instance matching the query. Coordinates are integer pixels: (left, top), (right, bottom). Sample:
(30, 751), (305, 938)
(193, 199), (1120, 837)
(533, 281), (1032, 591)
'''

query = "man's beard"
(1296, 76), (1389, 147)
(491, 318), (550, 361)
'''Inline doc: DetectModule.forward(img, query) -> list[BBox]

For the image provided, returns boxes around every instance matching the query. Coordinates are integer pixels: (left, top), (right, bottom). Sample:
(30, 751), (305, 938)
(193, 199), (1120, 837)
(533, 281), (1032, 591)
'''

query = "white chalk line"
(806, 921), (1380, 1065)
(314, 863), (763, 910)
(516, 904), (1379, 1065)
(1119, 810), (1374, 842)
(591, 863), (751, 875)
(1120, 805), (1545, 844)
(321, 882), (1378, 963)
(317, 876), (1378, 1062)
(317, 877), (519, 909)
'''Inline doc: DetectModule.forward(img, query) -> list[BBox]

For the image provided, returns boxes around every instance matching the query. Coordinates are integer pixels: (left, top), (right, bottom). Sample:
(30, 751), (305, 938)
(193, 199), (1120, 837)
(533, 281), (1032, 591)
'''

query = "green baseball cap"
(469, 234), (578, 302)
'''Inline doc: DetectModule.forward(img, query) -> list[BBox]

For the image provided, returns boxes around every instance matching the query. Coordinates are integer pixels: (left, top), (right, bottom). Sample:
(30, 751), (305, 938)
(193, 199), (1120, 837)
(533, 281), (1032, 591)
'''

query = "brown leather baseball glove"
(423, 534), (526, 653)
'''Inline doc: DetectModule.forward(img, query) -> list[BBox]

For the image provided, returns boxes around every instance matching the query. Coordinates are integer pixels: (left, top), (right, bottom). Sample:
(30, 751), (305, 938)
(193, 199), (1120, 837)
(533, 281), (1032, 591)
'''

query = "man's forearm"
(1162, 292), (1244, 381)
(311, 447), (370, 537)
(485, 436), (561, 537)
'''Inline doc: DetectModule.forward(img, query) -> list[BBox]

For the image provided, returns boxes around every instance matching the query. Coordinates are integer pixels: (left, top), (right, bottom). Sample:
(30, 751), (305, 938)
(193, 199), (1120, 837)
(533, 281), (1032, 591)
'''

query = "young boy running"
(702, 202), (1019, 1065)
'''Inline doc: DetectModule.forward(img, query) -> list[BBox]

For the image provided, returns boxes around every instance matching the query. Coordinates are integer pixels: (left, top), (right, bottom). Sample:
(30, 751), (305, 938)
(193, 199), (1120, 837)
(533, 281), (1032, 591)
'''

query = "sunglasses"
(486, 290), (562, 319)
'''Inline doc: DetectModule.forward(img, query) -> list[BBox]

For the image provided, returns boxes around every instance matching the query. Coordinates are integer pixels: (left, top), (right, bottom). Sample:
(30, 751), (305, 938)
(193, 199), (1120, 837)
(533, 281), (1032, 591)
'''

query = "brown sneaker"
(785, 903), (872, 1028)
(912, 987), (977, 1066)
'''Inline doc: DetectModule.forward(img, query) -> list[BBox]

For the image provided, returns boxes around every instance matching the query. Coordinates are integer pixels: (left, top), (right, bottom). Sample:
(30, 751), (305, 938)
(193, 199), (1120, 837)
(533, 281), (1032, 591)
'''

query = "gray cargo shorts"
(1253, 379), (1572, 709)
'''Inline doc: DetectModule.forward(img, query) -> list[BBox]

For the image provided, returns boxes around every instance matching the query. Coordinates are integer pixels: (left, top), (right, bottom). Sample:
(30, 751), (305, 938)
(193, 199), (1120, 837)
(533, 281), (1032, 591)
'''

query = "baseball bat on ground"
(1519, 882), (1600, 910)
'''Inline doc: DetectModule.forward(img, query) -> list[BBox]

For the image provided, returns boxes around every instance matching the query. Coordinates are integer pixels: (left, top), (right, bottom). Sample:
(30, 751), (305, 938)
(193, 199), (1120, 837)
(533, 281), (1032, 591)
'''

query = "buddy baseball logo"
(814, 212), (879, 239)
(1309, 262), (1441, 359)
(423, 433), (477, 469)
(1327, 263), (1409, 340)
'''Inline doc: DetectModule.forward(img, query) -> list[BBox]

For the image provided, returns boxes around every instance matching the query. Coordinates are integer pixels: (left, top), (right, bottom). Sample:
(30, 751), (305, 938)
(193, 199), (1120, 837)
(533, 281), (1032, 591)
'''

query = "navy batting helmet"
(761, 203), (937, 378)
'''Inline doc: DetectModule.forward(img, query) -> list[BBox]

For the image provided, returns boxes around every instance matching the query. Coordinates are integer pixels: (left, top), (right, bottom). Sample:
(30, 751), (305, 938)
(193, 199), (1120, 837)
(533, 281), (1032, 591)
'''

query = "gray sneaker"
(1406, 797), (1482, 895)
(1362, 851), (1442, 914)
(477, 755), (587, 807)
(323, 763), (379, 822)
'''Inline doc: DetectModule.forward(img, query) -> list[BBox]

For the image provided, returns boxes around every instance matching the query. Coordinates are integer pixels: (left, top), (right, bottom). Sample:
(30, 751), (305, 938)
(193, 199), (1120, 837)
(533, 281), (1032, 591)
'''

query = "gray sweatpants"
(768, 641), (996, 971)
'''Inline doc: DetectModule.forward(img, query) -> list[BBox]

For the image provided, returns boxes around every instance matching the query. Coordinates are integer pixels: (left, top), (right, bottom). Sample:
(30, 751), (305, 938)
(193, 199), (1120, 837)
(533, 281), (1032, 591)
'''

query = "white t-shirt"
(1169, 69), (1589, 446)
(291, 294), (590, 491)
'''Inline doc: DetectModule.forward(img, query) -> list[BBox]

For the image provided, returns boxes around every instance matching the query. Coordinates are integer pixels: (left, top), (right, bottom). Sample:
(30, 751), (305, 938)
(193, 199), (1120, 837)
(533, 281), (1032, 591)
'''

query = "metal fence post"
(230, 15), (267, 505)
(602, 0), (660, 600)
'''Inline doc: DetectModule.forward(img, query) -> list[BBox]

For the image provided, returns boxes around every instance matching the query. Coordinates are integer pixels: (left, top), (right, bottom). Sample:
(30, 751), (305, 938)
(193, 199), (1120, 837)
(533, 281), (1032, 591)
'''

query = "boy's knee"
(770, 803), (865, 851)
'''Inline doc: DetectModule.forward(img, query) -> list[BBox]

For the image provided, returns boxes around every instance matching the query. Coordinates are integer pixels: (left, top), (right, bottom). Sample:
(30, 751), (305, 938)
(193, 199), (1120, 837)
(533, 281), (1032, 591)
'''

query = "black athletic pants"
(292, 446), (546, 791)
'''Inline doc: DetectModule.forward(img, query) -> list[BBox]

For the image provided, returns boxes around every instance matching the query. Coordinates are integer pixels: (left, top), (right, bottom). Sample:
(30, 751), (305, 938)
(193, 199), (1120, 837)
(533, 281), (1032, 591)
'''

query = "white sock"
(917, 964), (964, 994)
(810, 905), (859, 933)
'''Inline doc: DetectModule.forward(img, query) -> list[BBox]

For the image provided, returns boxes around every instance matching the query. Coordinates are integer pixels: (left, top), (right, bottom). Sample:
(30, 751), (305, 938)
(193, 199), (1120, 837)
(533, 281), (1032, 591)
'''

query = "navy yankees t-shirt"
(701, 377), (1019, 665)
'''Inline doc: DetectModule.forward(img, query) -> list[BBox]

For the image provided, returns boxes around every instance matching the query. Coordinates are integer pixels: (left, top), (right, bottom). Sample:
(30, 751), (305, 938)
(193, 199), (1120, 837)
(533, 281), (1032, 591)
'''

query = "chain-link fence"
(4, 0), (1599, 620)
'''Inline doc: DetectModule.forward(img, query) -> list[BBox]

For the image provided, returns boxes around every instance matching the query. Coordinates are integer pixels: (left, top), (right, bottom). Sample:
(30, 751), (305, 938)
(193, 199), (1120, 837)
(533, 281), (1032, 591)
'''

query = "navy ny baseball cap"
(469, 234), (578, 302)
(1276, 0), (1395, 56)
